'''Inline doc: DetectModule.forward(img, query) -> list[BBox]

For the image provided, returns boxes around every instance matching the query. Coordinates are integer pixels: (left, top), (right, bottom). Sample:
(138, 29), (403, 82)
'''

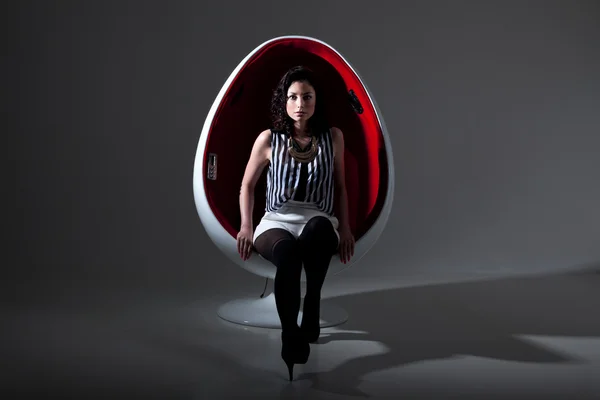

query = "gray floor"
(5, 267), (599, 399)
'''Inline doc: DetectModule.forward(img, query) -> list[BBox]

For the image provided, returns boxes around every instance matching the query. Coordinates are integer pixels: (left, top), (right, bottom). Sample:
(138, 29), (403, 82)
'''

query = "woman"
(236, 65), (355, 381)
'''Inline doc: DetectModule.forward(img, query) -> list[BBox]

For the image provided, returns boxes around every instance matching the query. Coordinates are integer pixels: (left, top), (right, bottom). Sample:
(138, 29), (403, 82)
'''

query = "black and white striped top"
(265, 129), (336, 215)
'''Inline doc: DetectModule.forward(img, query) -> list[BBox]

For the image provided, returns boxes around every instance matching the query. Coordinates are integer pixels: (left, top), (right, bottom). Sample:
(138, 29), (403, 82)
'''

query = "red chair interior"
(203, 38), (388, 240)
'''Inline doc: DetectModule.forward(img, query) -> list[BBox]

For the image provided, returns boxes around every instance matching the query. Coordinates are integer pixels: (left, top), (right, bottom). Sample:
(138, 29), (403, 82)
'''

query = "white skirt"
(253, 200), (340, 245)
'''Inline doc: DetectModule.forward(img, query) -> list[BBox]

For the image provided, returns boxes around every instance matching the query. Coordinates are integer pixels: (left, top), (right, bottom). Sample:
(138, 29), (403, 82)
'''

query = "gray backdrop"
(10, 0), (600, 302)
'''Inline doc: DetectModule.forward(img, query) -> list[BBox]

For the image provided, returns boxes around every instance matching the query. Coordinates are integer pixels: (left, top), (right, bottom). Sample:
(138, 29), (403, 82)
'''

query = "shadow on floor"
(294, 266), (600, 397)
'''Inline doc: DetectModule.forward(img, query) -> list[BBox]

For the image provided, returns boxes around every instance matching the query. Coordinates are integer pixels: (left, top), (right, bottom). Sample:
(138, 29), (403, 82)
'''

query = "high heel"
(285, 361), (294, 381)
(281, 329), (310, 381)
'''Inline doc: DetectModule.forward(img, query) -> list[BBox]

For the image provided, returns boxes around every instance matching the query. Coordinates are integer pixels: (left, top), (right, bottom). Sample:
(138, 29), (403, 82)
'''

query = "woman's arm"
(332, 126), (354, 263)
(331, 127), (350, 231)
(239, 129), (271, 230)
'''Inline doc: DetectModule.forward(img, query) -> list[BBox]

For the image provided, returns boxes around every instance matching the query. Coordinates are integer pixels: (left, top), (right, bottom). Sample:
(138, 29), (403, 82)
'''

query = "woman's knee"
(271, 237), (301, 262)
(299, 216), (338, 246)
(254, 228), (300, 265)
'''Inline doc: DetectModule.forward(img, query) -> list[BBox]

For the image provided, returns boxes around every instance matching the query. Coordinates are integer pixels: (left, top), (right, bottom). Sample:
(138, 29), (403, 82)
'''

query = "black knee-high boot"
(297, 216), (339, 343)
(269, 236), (310, 380)
(271, 238), (303, 332)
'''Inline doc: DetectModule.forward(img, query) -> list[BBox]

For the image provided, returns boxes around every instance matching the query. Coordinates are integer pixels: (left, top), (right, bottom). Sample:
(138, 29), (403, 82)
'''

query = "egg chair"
(193, 35), (394, 328)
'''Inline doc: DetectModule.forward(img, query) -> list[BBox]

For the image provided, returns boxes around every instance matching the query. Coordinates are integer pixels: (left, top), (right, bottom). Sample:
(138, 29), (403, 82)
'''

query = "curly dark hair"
(270, 65), (329, 137)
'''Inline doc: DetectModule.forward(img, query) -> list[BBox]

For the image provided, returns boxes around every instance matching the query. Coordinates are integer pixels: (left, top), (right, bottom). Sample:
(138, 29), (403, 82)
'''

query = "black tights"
(254, 216), (339, 332)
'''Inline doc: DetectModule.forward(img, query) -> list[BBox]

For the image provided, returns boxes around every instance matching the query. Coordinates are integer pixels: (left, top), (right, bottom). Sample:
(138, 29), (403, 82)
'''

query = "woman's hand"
(338, 225), (355, 264)
(237, 225), (254, 261)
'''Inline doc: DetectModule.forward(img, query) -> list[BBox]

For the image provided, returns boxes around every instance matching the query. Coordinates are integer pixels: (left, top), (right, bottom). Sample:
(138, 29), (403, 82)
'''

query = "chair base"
(217, 292), (348, 329)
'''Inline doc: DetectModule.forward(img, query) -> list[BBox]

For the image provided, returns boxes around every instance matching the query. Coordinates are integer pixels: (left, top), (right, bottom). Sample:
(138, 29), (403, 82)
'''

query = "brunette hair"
(269, 65), (329, 137)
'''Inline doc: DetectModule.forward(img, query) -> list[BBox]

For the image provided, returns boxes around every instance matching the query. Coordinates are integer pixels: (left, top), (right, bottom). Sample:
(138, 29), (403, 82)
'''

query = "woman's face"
(286, 80), (316, 123)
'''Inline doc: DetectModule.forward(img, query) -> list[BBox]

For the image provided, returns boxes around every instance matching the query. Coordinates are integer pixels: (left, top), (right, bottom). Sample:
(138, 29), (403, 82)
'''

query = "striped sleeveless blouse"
(265, 129), (336, 215)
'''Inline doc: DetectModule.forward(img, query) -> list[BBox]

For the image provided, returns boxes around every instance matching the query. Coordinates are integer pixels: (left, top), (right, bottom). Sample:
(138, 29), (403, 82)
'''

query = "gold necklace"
(288, 135), (318, 163)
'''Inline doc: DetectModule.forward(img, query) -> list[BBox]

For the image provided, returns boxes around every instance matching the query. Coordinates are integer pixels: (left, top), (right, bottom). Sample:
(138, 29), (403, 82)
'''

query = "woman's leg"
(253, 228), (303, 332)
(254, 227), (310, 380)
(297, 216), (339, 342)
